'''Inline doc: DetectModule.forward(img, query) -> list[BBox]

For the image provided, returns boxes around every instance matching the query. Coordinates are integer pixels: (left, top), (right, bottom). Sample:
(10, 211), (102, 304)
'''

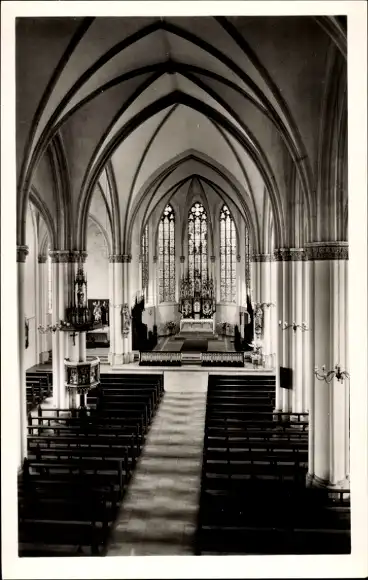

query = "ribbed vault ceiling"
(16, 16), (346, 250)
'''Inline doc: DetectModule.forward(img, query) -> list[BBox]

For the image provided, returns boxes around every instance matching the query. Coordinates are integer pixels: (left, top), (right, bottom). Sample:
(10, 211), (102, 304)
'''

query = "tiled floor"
(107, 383), (207, 556)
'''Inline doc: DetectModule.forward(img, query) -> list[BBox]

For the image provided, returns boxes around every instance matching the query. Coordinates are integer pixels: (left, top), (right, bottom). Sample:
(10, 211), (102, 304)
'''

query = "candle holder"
(314, 364), (350, 383)
(279, 321), (309, 332)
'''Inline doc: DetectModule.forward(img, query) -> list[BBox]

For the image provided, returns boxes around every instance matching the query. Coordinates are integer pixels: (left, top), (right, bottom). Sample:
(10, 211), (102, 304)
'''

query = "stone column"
(109, 255), (124, 366)
(152, 255), (158, 306)
(273, 252), (284, 411)
(108, 259), (115, 365)
(260, 255), (273, 365)
(275, 249), (293, 413)
(270, 257), (278, 370)
(17, 245), (29, 464)
(306, 242), (349, 488)
(236, 254), (241, 309)
(251, 254), (274, 366)
(290, 249), (306, 414)
(37, 255), (49, 363)
(50, 251), (61, 408)
(122, 254), (133, 364)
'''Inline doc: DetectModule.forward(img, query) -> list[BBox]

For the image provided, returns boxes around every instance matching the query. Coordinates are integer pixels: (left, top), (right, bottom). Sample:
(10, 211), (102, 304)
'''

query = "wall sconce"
(314, 364), (350, 383)
(279, 321), (309, 332)
(38, 321), (71, 334)
(254, 302), (275, 309)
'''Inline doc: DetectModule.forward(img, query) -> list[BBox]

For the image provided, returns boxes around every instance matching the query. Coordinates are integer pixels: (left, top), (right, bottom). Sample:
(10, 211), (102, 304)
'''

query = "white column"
(58, 258), (67, 409)
(38, 256), (49, 363)
(291, 252), (304, 413)
(108, 260), (115, 364)
(50, 254), (60, 409)
(79, 331), (86, 363)
(307, 242), (349, 488)
(260, 256), (272, 361)
(152, 255), (158, 306)
(282, 254), (292, 413)
(17, 245), (29, 465)
(303, 258), (312, 413)
(307, 257), (315, 477)
(274, 253), (283, 411)
(236, 254), (241, 314)
(123, 255), (133, 363)
(111, 256), (124, 366)
(270, 257), (277, 370)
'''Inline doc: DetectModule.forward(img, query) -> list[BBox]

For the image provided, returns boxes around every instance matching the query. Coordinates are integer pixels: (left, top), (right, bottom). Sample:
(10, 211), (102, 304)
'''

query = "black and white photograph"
(1, 1), (367, 579)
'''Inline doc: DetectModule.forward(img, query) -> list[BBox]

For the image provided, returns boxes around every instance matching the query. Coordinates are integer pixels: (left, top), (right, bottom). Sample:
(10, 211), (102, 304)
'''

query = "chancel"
(9, 11), (356, 562)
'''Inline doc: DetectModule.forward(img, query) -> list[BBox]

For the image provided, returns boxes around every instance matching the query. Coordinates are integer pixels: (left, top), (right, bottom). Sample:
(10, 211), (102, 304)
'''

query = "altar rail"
(201, 351), (244, 367)
(139, 351), (245, 367)
(139, 351), (182, 366)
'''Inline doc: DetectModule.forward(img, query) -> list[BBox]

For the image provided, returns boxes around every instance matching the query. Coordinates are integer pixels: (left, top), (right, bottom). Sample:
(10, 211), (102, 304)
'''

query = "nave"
(8, 10), (365, 573)
(19, 369), (350, 557)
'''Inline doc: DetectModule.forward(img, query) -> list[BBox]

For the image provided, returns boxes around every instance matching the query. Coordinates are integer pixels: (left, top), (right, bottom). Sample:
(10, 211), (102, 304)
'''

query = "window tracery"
(141, 224), (149, 301)
(220, 204), (236, 302)
(158, 204), (175, 302)
(188, 202), (208, 285)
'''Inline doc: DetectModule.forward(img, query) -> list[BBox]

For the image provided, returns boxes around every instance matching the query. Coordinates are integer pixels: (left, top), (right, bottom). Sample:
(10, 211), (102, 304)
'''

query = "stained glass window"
(141, 224), (149, 301)
(188, 202), (208, 285)
(220, 205), (237, 302)
(47, 249), (52, 313)
(158, 204), (175, 302)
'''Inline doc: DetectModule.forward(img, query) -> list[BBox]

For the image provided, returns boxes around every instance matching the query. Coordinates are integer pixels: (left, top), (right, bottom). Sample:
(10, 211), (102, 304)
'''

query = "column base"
(111, 353), (124, 366)
(306, 473), (350, 493)
(123, 352), (134, 364)
(108, 352), (113, 365)
(39, 351), (50, 364)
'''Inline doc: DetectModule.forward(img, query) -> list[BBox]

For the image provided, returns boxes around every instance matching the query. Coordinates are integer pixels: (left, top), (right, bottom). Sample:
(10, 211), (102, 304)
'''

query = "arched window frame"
(219, 204), (237, 303)
(158, 204), (176, 303)
(188, 202), (208, 284)
(141, 223), (149, 302)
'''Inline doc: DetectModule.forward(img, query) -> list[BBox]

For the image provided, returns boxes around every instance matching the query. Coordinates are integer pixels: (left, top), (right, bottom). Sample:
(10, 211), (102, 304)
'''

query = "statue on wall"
(121, 303), (131, 336)
(254, 303), (264, 339)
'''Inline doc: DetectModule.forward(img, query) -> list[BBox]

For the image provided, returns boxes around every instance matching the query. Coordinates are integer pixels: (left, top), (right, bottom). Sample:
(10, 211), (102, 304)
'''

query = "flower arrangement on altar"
(248, 339), (264, 366)
(165, 321), (177, 335)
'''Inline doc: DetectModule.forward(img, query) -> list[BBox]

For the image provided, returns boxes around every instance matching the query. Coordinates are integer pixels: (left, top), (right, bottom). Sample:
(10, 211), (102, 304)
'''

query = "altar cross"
(70, 331), (78, 346)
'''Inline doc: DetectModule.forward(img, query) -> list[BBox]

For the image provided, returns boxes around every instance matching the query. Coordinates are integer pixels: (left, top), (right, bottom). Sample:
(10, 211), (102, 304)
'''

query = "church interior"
(8, 12), (361, 562)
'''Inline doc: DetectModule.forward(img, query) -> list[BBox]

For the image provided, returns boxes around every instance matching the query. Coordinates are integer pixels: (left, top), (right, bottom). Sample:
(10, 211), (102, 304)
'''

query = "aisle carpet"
(180, 339), (208, 352)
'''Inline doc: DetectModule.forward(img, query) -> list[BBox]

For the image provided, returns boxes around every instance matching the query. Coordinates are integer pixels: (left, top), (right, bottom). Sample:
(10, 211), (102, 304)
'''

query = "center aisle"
(107, 372), (208, 556)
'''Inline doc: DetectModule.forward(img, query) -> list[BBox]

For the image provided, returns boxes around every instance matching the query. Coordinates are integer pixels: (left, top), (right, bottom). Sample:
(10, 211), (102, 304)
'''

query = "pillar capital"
(252, 253), (273, 262)
(108, 254), (125, 263)
(236, 254), (241, 262)
(49, 250), (88, 263)
(305, 242), (348, 261)
(38, 254), (48, 263)
(273, 248), (306, 261)
(210, 255), (216, 263)
(180, 256), (185, 263)
(122, 254), (132, 263)
(16, 245), (29, 262)
(153, 255), (158, 263)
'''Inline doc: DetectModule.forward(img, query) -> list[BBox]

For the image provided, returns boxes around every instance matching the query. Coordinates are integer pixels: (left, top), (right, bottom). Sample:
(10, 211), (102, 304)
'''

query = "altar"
(180, 318), (215, 335)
